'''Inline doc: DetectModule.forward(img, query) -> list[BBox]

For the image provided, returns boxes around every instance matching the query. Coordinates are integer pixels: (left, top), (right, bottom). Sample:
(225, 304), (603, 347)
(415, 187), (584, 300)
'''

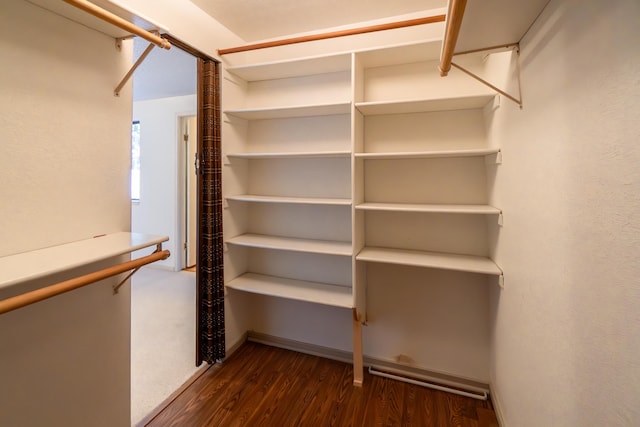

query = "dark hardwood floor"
(144, 341), (498, 427)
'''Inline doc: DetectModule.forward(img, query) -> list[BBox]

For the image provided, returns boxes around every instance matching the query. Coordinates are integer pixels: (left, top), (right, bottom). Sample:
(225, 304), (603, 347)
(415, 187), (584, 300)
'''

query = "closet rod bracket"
(113, 243), (164, 294)
(115, 35), (135, 52)
(451, 44), (523, 109)
(114, 40), (156, 96)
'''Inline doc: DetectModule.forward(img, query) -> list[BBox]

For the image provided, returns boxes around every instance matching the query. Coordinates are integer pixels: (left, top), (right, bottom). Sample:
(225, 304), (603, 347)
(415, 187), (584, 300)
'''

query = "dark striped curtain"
(196, 58), (225, 364)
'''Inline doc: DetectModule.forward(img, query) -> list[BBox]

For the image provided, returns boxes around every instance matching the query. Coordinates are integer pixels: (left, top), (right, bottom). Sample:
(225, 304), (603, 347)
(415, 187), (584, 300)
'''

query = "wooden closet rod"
(0, 249), (170, 315)
(439, 0), (467, 76)
(62, 0), (171, 49)
(218, 15), (446, 55)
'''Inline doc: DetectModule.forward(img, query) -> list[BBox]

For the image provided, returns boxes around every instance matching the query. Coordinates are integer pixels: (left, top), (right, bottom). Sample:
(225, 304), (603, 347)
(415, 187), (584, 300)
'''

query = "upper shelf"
(452, 0), (550, 53)
(0, 232), (168, 290)
(225, 53), (352, 81)
(225, 102), (352, 120)
(25, 0), (169, 39)
(356, 39), (443, 67)
(355, 94), (494, 115)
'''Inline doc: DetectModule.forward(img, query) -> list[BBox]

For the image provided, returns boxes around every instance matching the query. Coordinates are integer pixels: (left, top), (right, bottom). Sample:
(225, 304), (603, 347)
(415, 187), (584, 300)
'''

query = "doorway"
(130, 36), (199, 425)
(130, 34), (224, 424)
(181, 115), (198, 270)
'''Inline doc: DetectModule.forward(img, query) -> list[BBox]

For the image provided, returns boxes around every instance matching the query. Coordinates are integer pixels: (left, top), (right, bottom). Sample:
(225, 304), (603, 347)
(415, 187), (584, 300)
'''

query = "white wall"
(132, 94), (196, 270)
(487, 0), (640, 425)
(0, 0), (132, 425)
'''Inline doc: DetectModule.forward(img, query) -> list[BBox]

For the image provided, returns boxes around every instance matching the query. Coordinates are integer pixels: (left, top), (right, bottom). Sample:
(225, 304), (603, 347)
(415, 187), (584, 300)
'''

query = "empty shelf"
(226, 194), (352, 206)
(224, 102), (351, 120)
(355, 202), (501, 215)
(355, 148), (500, 159)
(355, 95), (494, 115)
(226, 53), (352, 81)
(356, 247), (502, 276)
(227, 151), (351, 159)
(226, 234), (352, 256)
(226, 273), (353, 308)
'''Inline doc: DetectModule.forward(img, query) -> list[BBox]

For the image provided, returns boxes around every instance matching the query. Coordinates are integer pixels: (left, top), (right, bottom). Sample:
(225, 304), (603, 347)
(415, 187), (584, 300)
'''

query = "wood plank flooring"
(144, 341), (498, 427)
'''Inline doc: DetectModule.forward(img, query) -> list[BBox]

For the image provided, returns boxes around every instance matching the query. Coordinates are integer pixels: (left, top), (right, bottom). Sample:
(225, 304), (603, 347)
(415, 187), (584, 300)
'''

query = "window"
(131, 121), (141, 201)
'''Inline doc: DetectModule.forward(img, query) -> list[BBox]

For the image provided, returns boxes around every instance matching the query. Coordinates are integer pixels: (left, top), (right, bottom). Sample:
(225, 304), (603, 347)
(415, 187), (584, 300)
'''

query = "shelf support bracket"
(113, 243), (163, 294)
(114, 41), (156, 97)
(451, 44), (523, 109)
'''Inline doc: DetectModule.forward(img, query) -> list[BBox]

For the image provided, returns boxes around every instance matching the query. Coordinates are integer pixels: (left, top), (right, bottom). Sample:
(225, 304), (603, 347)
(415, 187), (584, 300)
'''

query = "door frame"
(177, 114), (198, 270)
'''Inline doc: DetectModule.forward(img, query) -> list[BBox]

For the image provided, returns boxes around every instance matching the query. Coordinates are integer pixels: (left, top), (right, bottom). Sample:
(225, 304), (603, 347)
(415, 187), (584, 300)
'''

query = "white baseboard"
(246, 331), (490, 395)
(490, 382), (507, 426)
(225, 331), (249, 359)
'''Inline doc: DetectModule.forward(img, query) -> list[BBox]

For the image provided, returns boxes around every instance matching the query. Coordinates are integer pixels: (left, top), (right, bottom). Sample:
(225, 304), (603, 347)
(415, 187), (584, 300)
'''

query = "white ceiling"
(190, 0), (447, 42)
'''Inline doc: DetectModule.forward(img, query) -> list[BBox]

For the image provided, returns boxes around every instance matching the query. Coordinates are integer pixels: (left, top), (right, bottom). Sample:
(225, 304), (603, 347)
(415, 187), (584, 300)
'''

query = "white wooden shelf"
(226, 194), (352, 206)
(356, 246), (502, 276)
(356, 40), (443, 68)
(227, 151), (351, 159)
(226, 53), (352, 81)
(0, 232), (168, 290)
(355, 148), (500, 160)
(355, 95), (495, 115)
(227, 233), (352, 256)
(226, 273), (353, 308)
(356, 202), (501, 215)
(224, 102), (351, 120)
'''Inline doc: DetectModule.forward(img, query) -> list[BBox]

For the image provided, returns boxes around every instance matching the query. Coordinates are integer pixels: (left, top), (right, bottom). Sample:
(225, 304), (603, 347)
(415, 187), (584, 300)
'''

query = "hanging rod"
(218, 15), (445, 55)
(62, 0), (171, 49)
(439, 0), (467, 76)
(0, 249), (170, 315)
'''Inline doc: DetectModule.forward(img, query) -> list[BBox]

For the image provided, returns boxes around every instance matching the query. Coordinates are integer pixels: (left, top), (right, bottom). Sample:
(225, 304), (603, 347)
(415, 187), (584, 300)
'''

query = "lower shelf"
(226, 273), (353, 309)
(356, 247), (502, 276)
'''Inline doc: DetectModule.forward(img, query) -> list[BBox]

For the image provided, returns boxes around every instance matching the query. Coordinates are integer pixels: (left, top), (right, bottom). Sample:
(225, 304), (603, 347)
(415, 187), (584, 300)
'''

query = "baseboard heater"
(367, 366), (487, 400)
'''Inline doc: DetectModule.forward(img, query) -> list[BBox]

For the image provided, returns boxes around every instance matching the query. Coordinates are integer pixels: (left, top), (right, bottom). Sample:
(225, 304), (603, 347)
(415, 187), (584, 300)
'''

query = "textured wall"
(0, 1), (132, 255)
(0, 0), (133, 425)
(487, 0), (640, 425)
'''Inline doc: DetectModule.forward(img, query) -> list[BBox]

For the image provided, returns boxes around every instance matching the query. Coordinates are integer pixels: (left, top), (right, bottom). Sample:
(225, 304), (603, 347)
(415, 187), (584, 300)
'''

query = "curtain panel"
(196, 58), (225, 364)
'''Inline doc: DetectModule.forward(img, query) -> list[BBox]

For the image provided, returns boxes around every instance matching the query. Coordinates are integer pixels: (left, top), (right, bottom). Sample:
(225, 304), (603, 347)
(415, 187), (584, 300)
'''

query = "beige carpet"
(131, 267), (201, 426)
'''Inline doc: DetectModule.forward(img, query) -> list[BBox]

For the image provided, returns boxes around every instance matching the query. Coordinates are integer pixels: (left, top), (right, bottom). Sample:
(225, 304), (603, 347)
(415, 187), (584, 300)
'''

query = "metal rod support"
(451, 62), (523, 108)
(114, 42), (155, 96)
